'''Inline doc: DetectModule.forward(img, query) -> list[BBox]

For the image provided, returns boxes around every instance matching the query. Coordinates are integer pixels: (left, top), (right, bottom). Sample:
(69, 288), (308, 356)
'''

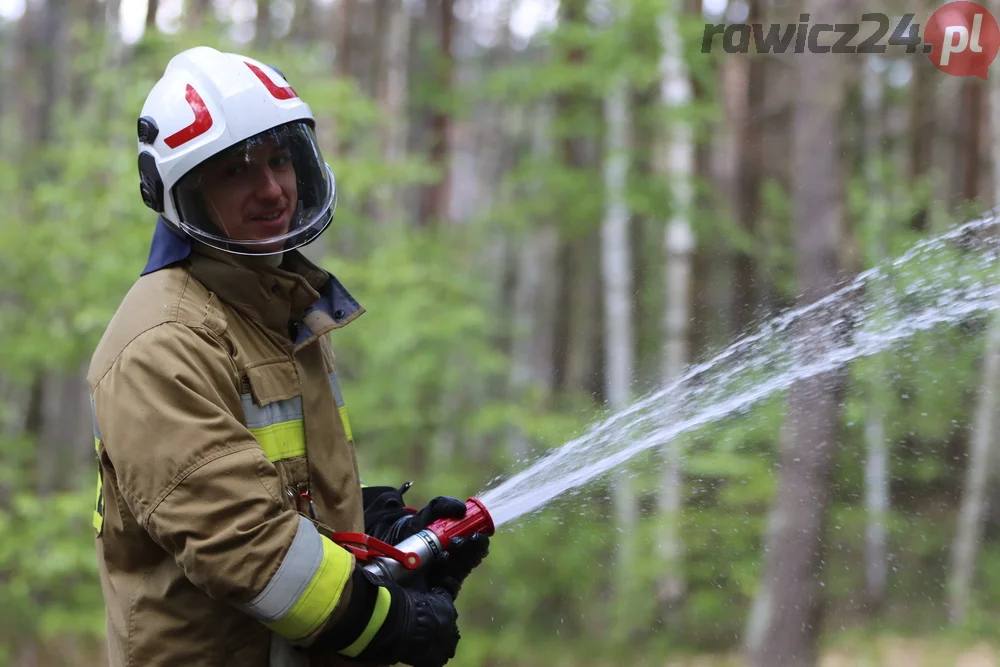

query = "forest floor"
(819, 637), (999, 667)
(14, 635), (1000, 667)
(647, 637), (1000, 667)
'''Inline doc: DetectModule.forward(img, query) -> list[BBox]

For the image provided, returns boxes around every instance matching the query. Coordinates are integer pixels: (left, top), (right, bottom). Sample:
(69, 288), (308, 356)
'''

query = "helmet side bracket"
(138, 151), (164, 212)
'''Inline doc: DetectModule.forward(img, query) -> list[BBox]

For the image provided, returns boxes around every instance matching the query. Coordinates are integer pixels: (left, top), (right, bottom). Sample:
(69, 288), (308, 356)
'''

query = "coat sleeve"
(92, 321), (357, 644)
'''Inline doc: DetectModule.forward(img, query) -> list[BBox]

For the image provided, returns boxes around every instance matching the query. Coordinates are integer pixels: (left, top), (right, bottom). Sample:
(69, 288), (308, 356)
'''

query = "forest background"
(2, 0), (1000, 665)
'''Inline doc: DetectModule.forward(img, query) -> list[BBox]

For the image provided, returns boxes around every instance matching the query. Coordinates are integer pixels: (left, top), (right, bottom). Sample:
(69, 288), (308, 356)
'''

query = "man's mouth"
(253, 209), (285, 223)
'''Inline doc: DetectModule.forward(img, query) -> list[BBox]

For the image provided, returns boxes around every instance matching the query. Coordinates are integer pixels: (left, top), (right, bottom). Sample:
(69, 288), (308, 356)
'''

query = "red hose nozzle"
(357, 497), (494, 583)
(426, 497), (495, 545)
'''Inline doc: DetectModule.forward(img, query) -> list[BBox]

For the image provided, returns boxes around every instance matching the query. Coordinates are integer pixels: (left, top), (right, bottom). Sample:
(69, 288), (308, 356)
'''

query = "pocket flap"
(245, 359), (300, 405)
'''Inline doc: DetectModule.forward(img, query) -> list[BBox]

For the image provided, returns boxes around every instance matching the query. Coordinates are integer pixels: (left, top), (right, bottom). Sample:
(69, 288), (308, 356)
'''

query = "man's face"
(197, 137), (298, 253)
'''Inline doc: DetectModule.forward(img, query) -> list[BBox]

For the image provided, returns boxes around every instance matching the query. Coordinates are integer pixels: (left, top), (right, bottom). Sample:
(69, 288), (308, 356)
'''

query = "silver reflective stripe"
(328, 372), (344, 408)
(269, 634), (309, 667)
(241, 394), (304, 429)
(242, 516), (323, 623)
(89, 395), (102, 440)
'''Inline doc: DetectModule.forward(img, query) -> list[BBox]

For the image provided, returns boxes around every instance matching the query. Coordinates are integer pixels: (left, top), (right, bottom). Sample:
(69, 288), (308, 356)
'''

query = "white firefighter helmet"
(136, 46), (336, 255)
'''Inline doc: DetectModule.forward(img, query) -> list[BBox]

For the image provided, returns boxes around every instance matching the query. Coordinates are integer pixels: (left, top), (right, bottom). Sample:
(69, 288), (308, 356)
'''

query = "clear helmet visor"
(172, 121), (335, 255)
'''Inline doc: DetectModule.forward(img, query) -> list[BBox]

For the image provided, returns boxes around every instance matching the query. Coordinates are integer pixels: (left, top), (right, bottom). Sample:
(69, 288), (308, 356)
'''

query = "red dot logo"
(925, 1), (1000, 78)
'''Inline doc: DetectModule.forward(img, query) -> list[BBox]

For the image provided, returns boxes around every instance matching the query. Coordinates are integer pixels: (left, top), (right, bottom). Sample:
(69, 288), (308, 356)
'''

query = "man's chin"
(237, 237), (287, 255)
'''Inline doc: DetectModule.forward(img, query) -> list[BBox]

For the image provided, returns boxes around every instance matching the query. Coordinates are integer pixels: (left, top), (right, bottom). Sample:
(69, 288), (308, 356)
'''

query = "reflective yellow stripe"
(249, 420), (307, 462)
(92, 437), (104, 533)
(329, 373), (354, 442)
(241, 392), (306, 462)
(340, 586), (392, 658)
(266, 535), (354, 640)
(339, 406), (353, 442)
(91, 396), (105, 534)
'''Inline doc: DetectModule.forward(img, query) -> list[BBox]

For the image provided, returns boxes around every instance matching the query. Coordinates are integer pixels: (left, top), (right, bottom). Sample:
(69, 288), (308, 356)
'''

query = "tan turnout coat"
(88, 239), (372, 667)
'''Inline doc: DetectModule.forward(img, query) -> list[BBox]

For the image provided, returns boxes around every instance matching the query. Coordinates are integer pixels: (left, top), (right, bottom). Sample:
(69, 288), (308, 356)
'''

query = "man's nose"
(254, 166), (283, 200)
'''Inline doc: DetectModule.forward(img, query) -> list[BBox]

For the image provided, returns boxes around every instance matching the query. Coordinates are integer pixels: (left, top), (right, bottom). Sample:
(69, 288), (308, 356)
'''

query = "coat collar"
(142, 216), (364, 345)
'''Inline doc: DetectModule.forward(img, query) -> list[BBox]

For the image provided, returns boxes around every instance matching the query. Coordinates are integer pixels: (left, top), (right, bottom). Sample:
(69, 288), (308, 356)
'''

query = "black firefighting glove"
(431, 531), (490, 599)
(319, 567), (460, 667)
(362, 484), (490, 598)
(362, 483), (465, 545)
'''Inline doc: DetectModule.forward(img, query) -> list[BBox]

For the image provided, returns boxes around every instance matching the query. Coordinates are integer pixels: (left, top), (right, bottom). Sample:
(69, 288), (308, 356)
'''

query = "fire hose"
(331, 497), (495, 583)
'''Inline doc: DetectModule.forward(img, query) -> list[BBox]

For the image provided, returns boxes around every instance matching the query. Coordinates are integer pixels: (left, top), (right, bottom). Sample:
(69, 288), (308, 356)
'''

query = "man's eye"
(271, 153), (292, 168)
(226, 163), (249, 177)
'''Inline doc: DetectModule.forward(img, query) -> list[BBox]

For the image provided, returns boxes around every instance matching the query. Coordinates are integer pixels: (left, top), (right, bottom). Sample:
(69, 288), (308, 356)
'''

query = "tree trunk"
(698, 56), (746, 352)
(356, 0), (380, 98)
(531, 228), (563, 398)
(370, 0), (389, 98)
(655, 0), (695, 612)
(185, 0), (212, 30)
(146, 0), (159, 29)
(103, 0), (124, 65)
(18, 0), (65, 148)
(13, 0), (38, 161)
(732, 0), (764, 335)
(333, 0), (354, 78)
(254, 0), (271, 49)
(291, 0), (314, 42)
(948, 27), (1000, 621)
(949, 296), (1000, 624)
(909, 57), (935, 231)
(374, 0), (411, 227)
(34, 371), (91, 494)
(418, 0), (454, 226)
(561, 233), (602, 395)
(962, 79), (984, 203)
(602, 71), (636, 642)
(746, 0), (848, 663)
(861, 56), (889, 613)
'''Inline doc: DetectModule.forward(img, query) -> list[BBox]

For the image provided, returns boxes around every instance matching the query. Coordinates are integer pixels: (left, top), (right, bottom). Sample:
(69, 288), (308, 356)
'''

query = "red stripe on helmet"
(245, 62), (298, 100)
(163, 84), (214, 149)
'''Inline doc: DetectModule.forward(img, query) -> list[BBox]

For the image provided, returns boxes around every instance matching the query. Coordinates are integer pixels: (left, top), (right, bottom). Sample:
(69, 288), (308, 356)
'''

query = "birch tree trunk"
(655, 0), (694, 611)
(746, 0), (848, 662)
(861, 57), (890, 613)
(375, 0), (410, 227)
(601, 72), (635, 641)
(947, 29), (1000, 621)
(949, 294), (1000, 624)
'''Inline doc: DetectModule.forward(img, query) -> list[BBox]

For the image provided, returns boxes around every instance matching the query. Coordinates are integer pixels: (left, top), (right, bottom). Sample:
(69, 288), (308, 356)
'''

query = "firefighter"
(87, 46), (489, 667)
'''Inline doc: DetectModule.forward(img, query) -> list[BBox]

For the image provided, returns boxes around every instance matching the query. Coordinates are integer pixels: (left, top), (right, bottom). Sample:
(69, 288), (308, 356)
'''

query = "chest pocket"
(241, 360), (305, 462)
(240, 360), (310, 511)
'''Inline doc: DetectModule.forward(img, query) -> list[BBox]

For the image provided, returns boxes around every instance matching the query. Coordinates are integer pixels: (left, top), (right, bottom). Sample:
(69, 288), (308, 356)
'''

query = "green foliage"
(0, 486), (105, 664)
